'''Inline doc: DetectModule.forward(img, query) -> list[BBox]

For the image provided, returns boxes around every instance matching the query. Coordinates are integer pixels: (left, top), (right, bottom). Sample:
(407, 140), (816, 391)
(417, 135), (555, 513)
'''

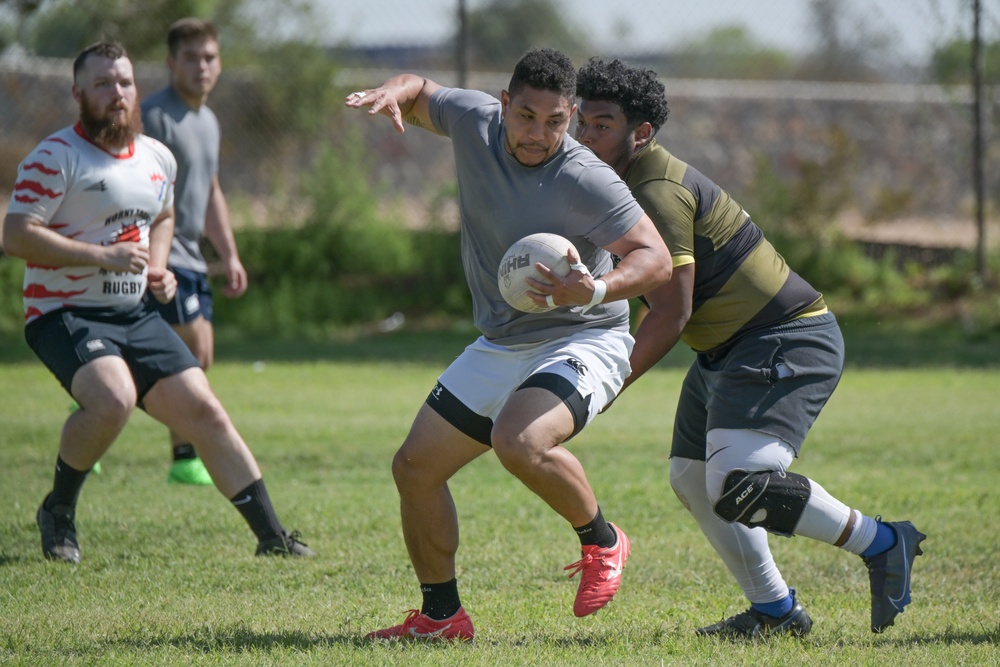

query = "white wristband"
(582, 279), (607, 314)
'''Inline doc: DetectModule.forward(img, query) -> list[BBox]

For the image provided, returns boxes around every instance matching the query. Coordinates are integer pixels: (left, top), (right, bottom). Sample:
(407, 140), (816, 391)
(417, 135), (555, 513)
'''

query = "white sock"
(793, 478), (853, 544)
(838, 510), (878, 555)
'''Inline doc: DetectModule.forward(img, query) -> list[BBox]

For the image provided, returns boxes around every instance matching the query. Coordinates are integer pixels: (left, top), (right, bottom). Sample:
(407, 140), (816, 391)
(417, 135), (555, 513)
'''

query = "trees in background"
(463, 0), (589, 69)
(2, 0), (225, 58)
(932, 36), (1000, 85)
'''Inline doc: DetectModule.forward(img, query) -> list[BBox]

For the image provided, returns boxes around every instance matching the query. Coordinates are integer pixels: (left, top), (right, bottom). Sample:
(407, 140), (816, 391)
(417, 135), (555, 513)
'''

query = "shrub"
(740, 127), (1000, 331)
(0, 253), (26, 336)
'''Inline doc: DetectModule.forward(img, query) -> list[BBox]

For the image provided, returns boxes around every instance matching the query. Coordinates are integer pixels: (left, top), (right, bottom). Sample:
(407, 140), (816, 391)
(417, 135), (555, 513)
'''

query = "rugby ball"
(497, 233), (577, 313)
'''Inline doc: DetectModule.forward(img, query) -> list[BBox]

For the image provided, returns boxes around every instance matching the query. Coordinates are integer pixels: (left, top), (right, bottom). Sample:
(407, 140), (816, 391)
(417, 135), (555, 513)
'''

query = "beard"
(79, 92), (144, 149)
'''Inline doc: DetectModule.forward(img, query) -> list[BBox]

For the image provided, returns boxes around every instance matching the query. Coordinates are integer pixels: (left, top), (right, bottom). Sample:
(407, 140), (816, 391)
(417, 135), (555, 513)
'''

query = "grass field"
(1, 327), (998, 666)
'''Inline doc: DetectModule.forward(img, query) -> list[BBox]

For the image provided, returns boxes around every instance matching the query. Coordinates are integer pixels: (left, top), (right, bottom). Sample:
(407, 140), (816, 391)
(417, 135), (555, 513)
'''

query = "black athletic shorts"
(150, 267), (213, 325)
(25, 301), (200, 401)
(672, 312), (844, 461)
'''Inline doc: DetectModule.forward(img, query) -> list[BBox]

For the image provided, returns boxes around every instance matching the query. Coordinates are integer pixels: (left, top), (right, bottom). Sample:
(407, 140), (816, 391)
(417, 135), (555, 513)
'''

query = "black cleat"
(697, 597), (813, 639)
(862, 519), (926, 633)
(37, 496), (81, 564)
(255, 529), (316, 557)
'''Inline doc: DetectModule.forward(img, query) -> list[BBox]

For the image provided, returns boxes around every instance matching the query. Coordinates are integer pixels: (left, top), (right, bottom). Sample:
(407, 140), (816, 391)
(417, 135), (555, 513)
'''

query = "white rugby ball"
(497, 233), (577, 313)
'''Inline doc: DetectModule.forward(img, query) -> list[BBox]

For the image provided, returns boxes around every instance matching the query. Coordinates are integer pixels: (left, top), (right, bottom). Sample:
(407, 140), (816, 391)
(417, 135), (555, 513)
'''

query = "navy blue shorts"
(671, 312), (844, 461)
(25, 302), (201, 401)
(151, 267), (213, 325)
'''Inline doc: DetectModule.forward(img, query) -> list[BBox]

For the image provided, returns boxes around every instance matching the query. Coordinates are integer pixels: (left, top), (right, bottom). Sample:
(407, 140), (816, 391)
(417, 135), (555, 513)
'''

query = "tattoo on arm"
(404, 114), (424, 129)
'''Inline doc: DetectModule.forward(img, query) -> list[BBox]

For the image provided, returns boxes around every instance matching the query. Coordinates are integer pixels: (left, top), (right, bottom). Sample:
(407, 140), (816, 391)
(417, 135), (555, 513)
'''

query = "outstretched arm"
(344, 74), (443, 135)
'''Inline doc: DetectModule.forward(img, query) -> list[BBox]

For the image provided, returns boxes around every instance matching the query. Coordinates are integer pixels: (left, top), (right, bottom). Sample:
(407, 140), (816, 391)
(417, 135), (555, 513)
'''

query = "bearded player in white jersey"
(2, 42), (314, 563)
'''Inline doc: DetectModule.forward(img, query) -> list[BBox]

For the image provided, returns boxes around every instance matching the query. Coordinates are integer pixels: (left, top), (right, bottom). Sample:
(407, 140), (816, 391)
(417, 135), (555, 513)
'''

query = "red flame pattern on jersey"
(14, 179), (62, 199)
(23, 284), (87, 299)
(24, 162), (60, 175)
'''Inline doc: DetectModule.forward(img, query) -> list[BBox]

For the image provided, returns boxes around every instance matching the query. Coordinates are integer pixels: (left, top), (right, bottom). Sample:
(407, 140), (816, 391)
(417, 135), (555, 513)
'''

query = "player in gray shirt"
(346, 48), (672, 640)
(141, 18), (248, 486)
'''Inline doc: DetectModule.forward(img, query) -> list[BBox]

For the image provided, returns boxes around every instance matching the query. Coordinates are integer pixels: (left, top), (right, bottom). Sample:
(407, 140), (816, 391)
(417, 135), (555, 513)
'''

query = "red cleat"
(367, 607), (475, 641)
(564, 522), (631, 617)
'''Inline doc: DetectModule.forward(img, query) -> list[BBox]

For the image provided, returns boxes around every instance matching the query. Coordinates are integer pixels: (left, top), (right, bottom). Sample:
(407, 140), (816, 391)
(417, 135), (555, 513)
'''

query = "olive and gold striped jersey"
(626, 140), (826, 354)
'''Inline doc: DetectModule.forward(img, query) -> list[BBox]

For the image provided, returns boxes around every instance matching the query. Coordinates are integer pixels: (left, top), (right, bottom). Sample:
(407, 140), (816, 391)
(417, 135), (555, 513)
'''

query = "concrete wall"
(4, 58), (996, 238)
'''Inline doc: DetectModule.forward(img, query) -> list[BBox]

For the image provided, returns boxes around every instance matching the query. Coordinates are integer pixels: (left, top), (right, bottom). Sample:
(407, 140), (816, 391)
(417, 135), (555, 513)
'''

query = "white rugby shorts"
(437, 327), (634, 426)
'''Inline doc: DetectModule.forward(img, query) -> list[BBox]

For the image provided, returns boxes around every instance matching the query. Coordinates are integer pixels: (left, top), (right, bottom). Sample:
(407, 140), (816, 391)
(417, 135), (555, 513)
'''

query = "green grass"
(1, 329), (998, 666)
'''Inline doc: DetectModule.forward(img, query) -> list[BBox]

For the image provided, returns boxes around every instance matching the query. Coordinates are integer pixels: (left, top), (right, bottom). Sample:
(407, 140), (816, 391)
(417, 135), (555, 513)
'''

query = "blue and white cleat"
(862, 519), (926, 633)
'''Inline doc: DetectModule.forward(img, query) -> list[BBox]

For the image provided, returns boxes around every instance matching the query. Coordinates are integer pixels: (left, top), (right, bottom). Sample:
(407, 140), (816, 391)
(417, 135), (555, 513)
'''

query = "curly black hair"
(508, 48), (576, 101)
(576, 57), (669, 133)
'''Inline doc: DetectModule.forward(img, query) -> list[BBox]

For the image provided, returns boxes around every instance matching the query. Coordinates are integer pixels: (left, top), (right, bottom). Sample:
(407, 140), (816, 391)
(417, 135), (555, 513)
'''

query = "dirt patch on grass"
(838, 209), (1000, 250)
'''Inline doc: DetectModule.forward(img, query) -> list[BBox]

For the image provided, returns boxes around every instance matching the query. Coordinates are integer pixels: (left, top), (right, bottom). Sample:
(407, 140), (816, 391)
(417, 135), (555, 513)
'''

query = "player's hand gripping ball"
(497, 233), (578, 313)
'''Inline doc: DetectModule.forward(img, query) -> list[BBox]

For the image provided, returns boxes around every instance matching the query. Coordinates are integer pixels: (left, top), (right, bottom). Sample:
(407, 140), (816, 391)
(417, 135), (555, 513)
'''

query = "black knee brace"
(713, 469), (811, 537)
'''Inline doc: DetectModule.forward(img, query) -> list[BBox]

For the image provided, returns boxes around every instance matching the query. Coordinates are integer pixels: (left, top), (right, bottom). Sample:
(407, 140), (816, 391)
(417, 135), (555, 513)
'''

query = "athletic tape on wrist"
(582, 279), (607, 314)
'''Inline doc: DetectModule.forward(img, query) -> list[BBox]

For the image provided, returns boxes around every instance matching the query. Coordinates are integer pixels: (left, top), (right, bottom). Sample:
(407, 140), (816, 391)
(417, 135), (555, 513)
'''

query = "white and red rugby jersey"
(8, 123), (176, 322)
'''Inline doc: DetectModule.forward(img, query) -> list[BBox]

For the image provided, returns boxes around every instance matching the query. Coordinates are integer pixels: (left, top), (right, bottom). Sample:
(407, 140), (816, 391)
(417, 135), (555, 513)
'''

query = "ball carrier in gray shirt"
(346, 48), (672, 640)
(432, 84), (641, 345)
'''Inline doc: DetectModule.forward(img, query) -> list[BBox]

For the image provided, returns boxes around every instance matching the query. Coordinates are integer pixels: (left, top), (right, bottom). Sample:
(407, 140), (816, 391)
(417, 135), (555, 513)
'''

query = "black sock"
(172, 443), (198, 461)
(230, 479), (284, 542)
(574, 506), (616, 548)
(45, 456), (89, 510)
(420, 578), (462, 620)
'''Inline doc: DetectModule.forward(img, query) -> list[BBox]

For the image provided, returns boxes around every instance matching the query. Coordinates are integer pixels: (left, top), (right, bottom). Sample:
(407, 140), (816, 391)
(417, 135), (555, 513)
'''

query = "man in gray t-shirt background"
(141, 18), (248, 486)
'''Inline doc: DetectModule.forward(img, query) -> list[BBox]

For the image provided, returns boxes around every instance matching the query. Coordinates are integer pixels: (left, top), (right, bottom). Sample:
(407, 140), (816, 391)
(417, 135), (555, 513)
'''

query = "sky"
(316, 0), (991, 64)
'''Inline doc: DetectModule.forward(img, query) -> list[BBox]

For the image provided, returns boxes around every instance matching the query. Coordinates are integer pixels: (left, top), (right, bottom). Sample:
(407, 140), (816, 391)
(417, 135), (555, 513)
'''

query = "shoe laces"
(382, 609), (423, 635)
(285, 530), (308, 549)
(564, 550), (603, 580)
